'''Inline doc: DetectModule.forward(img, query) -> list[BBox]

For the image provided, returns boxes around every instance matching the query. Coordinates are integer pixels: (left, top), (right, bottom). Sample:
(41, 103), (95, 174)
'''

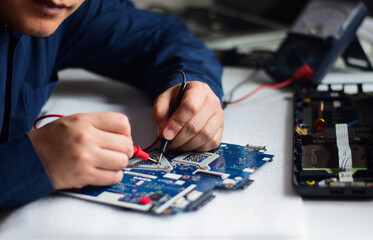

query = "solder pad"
(173, 152), (219, 170)
(127, 150), (173, 171)
(62, 143), (273, 215)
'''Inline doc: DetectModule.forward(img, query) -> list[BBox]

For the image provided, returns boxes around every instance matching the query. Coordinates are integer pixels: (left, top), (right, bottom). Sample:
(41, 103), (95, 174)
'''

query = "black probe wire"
(158, 69), (187, 162)
(222, 69), (260, 109)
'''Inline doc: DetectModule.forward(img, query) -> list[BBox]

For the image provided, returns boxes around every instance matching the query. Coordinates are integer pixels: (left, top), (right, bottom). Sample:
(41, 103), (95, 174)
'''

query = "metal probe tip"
(158, 153), (163, 165)
(147, 156), (158, 164)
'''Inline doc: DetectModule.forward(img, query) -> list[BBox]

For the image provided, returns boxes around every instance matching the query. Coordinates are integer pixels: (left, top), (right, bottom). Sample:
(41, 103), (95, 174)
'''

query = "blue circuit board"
(62, 143), (273, 215)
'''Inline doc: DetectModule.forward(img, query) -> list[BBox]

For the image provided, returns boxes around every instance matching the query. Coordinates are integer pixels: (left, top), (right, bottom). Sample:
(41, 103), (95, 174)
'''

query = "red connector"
(133, 146), (158, 163)
(293, 64), (314, 80)
(133, 146), (151, 160)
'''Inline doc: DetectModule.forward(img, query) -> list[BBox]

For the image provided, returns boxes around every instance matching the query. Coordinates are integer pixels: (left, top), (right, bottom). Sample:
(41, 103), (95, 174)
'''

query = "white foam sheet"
(0, 68), (303, 240)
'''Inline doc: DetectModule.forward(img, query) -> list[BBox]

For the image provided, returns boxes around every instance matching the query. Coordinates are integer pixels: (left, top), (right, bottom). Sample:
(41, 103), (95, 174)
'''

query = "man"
(0, 0), (224, 211)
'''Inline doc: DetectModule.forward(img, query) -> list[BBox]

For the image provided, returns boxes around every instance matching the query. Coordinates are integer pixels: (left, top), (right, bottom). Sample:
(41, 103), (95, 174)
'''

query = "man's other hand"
(152, 81), (224, 152)
(28, 112), (133, 190)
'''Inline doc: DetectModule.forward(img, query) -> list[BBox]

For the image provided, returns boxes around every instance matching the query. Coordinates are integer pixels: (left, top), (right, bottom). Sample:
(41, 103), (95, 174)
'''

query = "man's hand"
(28, 112), (133, 190)
(152, 81), (224, 152)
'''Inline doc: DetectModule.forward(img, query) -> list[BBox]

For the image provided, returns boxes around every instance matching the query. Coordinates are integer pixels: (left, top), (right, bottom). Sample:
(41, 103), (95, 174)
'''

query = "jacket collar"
(0, 24), (9, 33)
(0, 25), (22, 38)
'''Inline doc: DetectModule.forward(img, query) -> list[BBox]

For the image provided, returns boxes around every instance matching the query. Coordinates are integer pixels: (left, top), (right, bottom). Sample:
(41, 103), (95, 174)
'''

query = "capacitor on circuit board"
(313, 100), (327, 131)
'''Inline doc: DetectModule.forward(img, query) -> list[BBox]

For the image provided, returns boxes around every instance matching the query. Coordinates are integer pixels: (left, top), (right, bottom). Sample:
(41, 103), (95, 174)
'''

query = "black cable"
(222, 69), (259, 109)
(158, 69), (187, 161)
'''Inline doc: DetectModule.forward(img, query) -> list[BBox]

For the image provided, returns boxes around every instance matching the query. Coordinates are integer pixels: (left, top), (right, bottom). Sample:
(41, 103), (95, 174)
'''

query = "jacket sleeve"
(56, 0), (223, 101)
(0, 134), (55, 211)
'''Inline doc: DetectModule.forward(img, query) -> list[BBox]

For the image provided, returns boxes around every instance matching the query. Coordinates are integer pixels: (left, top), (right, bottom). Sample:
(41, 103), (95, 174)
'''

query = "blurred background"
(133, 0), (372, 41)
(133, 0), (307, 41)
(132, 0), (373, 67)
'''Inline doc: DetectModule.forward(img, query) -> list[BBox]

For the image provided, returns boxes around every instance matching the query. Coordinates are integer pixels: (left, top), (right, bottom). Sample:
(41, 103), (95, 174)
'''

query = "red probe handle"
(133, 146), (150, 161)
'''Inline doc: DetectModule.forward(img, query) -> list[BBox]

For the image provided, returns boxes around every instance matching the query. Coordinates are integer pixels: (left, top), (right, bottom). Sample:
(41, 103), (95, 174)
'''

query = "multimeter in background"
(265, 0), (372, 85)
(266, 0), (373, 199)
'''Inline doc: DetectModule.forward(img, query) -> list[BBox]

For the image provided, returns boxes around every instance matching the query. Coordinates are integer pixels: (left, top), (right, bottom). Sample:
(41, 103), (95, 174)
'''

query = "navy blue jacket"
(0, 0), (223, 211)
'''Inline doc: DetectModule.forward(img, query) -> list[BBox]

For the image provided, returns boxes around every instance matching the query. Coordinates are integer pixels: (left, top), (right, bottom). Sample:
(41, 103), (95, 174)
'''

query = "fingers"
(69, 112), (133, 174)
(159, 82), (207, 140)
(153, 81), (224, 152)
(64, 166), (124, 189)
(74, 112), (131, 137)
(152, 87), (173, 125)
(55, 146), (127, 189)
(88, 169), (124, 187)
(94, 128), (133, 154)
(152, 84), (178, 136)
(172, 110), (224, 152)
(194, 127), (223, 152)
(164, 90), (206, 140)
(29, 112), (134, 190)
(64, 114), (134, 168)
(92, 148), (129, 170)
(169, 98), (222, 149)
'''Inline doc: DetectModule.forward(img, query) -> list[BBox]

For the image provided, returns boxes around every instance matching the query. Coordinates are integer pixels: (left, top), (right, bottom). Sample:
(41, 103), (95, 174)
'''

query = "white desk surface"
(0, 67), (372, 240)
